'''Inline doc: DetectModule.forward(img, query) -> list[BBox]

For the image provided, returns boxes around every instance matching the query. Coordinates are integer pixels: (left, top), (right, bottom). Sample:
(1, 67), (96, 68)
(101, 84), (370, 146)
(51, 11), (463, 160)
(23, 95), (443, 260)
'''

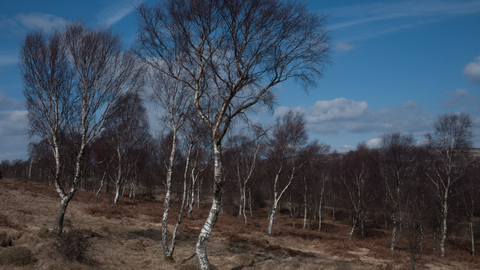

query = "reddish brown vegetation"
(0, 178), (478, 270)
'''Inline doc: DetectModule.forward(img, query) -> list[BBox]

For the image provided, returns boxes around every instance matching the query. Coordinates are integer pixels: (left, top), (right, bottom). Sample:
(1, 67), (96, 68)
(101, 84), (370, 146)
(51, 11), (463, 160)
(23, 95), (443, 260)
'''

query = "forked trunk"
(53, 195), (72, 235)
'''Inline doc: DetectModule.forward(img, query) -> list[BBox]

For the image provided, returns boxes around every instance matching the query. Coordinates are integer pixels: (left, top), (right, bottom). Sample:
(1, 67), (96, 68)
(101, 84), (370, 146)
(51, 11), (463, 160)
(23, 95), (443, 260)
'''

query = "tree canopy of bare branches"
(425, 113), (473, 257)
(20, 21), (143, 235)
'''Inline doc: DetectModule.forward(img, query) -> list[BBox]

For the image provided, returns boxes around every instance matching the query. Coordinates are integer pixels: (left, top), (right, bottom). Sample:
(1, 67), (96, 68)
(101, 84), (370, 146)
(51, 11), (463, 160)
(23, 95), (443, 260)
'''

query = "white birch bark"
(196, 143), (222, 269)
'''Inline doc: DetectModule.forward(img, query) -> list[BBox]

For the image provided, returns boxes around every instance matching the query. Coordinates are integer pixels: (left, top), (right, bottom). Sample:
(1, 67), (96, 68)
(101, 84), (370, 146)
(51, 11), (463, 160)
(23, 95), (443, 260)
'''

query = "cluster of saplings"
(3, 0), (478, 269)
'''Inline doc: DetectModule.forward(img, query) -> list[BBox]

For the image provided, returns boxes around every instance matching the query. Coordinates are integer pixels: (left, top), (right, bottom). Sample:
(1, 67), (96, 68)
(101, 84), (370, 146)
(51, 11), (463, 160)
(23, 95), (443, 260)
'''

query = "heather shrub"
(50, 229), (93, 265)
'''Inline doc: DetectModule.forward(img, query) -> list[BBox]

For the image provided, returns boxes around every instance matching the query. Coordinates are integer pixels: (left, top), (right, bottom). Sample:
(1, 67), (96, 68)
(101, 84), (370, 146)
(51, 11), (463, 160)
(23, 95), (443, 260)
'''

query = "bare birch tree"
(266, 110), (309, 235)
(135, 0), (330, 268)
(225, 127), (266, 225)
(103, 92), (149, 204)
(341, 142), (379, 240)
(20, 22), (142, 235)
(425, 113), (473, 257)
(380, 132), (416, 250)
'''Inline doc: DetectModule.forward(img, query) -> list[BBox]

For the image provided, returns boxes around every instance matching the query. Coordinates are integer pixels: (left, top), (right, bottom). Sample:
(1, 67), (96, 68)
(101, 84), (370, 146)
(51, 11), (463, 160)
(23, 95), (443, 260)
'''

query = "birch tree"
(148, 66), (193, 260)
(20, 22), (142, 235)
(380, 132), (416, 250)
(225, 127), (265, 225)
(103, 92), (149, 204)
(425, 113), (473, 257)
(341, 142), (379, 240)
(300, 142), (330, 231)
(135, 0), (330, 268)
(266, 110), (309, 235)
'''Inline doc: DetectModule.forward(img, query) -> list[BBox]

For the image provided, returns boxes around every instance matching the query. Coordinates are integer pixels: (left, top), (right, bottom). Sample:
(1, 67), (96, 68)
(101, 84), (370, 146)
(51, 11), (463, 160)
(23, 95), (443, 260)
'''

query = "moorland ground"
(0, 178), (478, 270)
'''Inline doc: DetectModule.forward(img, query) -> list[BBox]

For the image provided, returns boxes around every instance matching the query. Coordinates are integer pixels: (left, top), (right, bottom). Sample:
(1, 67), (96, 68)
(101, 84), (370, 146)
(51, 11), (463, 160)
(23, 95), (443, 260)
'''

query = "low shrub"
(50, 229), (93, 265)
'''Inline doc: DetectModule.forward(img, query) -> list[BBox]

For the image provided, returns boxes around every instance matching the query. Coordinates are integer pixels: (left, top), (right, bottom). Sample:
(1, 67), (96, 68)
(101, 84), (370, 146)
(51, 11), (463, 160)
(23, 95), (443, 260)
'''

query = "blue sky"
(1, 0), (480, 160)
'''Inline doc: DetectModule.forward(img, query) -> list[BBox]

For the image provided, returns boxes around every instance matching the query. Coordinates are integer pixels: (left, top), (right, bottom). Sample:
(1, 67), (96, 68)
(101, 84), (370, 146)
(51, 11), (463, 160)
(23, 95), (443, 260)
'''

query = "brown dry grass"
(0, 178), (478, 270)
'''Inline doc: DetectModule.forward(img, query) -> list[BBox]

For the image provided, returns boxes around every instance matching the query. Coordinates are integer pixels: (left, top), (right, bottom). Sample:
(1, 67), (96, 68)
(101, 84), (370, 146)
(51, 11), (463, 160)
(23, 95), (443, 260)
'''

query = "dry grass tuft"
(231, 253), (254, 266)
(0, 214), (23, 230)
(37, 226), (50, 239)
(0, 246), (35, 266)
(0, 231), (18, 247)
(124, 239), (147, 251)
(85, 204), (136, 219)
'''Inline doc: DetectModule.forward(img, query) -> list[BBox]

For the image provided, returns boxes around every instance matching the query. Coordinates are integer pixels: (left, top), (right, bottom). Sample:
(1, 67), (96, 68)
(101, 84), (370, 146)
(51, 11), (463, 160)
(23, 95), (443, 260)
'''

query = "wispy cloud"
(335, 42), (356, 53)
(96, 0), (135, 27)
(325, 0), (480, 41)
(0, 55), (18, 67)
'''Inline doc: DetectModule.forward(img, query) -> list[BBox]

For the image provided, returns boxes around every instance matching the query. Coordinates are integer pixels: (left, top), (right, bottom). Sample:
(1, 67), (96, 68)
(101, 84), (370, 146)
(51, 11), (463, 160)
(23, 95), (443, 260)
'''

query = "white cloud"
(298, 98), (435, 136)
(96, 0), (135, 26)
(0, 108), (29, 160)
(0, 91), (24, 110)
(0, 110), (28, 136)
(366, 138), (382, 148)
(14, 12), (66, 31)
(306, 98), (368, 121)
(273, 106), (306, 117)
(463, 55), (480, 85)
(442, 88), (479, 109)
(335, 42), (356, 53)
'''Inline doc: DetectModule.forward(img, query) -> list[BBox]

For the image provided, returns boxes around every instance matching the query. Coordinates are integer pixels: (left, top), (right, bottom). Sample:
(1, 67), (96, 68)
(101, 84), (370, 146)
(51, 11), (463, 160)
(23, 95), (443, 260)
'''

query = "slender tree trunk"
(440, 200), (448, 257)
(470, 219), (475, 256)
(165, 153), (189, 259)
(114, 184), (121, 204)
(303, 192), (307, 231)
(196, 143), (222, 270)
(308, 205), (312, 231)
(349, 217), (358, 240)
(360, 210), (365, 239)
(161, 129), (177, 261)
(332, 192), (336, 222)
(28, 158), (33, 179)
(239, 186), (244, 216)
(268, 200), (278, 235)
(318, 199), (323, 232)
(188, 179), (195, 220)
(114, 146), (123, 204)
(249, 189), (252, 218)
(420, 224), (424, 253)
(391, 213), (397, 251)
(243, 187), (247, 225)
